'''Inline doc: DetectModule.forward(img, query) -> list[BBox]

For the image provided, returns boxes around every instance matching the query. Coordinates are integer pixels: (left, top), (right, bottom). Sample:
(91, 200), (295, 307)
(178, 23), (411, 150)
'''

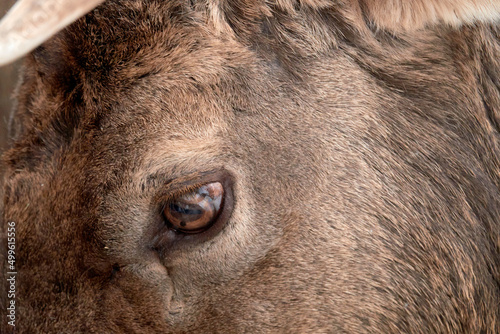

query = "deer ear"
(360, 0), (500, 31)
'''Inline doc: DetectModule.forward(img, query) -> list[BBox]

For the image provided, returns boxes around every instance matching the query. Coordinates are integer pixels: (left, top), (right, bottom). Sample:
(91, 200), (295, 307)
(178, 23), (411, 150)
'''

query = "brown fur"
(360, 0), (500, 31)
(1, 0), (499, 333)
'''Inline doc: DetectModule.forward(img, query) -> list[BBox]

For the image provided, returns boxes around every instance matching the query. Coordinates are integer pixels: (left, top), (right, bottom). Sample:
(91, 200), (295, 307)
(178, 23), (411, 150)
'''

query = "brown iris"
(164, 182), (224, 234)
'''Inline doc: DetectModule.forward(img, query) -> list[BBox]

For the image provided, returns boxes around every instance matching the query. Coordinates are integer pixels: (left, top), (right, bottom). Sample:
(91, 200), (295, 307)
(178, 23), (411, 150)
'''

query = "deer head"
(1, 0), (499, 332)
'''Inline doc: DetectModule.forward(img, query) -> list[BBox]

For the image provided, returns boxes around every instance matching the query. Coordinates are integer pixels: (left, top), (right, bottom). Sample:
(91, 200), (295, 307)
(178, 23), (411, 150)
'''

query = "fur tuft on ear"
(360, 0), (500, 31)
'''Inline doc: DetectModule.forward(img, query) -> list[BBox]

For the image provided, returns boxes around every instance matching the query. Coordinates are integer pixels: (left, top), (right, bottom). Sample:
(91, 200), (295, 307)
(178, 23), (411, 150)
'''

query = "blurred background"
(1, 0), (20, 158)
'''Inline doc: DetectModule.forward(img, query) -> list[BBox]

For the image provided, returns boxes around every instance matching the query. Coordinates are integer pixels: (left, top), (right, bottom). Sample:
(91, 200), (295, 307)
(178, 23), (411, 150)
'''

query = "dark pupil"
(170, 203), (202, 215)
(169, 203), (203, 226)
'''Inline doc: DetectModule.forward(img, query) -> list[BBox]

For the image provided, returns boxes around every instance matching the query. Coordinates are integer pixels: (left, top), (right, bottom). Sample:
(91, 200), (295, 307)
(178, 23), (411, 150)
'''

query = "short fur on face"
(1, 0), (499, 333)
(360, 0), (500, 31)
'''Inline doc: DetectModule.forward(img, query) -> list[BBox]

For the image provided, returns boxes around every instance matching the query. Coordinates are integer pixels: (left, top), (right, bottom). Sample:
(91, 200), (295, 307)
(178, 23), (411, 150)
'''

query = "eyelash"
(158, 182), (206, 205)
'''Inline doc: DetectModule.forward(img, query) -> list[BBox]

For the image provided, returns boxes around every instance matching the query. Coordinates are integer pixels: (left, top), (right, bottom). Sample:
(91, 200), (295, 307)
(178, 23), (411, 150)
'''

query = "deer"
(1, 0), (499, 333)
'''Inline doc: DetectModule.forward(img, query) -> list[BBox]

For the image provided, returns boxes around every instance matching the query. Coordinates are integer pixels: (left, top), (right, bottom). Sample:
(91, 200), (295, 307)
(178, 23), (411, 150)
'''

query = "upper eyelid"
(148, 169), (229, 208)
(156, 182), (207, 210)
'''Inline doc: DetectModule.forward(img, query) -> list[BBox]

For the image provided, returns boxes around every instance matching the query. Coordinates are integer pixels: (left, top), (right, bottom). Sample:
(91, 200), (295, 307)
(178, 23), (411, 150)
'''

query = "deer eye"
(164, 182), (224, 234)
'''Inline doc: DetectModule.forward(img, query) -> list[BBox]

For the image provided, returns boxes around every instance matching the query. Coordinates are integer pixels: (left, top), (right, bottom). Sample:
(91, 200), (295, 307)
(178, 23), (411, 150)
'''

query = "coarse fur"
(1, 0), (499, 333)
